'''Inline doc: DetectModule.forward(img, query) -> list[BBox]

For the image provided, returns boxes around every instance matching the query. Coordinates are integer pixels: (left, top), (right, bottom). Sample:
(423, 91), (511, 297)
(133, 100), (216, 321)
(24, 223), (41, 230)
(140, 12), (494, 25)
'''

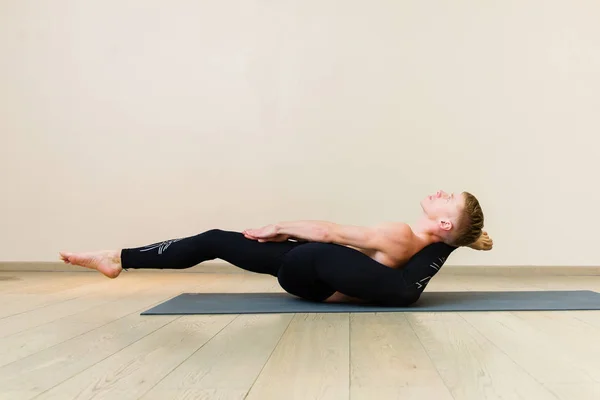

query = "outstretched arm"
(245, 220), (410, 251)
(279, 220), (374, 246)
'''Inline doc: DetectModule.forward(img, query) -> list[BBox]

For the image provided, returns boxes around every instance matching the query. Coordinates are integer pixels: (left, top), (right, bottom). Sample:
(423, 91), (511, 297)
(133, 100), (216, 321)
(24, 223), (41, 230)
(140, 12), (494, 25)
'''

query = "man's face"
(421, 190), (465, 221)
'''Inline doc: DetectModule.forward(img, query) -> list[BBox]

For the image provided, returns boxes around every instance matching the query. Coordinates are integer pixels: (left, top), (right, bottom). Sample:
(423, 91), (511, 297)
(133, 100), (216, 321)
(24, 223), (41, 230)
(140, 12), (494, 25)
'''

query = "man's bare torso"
(345, 222), (428, 269)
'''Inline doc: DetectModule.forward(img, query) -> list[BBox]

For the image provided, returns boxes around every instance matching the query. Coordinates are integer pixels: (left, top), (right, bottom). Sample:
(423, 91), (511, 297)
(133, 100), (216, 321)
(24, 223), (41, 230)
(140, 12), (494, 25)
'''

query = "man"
(244, 190), (491, 266)
(60, 190), (492, 305)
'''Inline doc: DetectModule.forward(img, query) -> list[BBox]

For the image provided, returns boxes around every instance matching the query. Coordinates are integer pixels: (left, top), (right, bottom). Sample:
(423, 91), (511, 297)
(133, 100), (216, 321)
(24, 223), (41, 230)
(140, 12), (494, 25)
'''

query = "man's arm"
(274, 220), (410, 251)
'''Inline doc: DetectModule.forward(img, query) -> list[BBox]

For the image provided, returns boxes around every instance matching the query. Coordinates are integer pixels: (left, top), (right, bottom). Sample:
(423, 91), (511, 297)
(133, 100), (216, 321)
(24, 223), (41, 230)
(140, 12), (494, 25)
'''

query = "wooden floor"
(0, 270), (599, 400)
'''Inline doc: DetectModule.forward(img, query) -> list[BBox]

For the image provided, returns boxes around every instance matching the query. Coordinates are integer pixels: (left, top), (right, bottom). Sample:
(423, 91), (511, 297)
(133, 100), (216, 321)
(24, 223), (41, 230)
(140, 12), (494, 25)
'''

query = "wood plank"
(0, 269), (597, 400)
(0, 272), (68, 293)
(0, 272), (101, 295)
(0, 272), (275, 367)
(567, 310), (600, 329)
(0, 268), (268, 319)
(0, 313), (178, 399)
(0, 286), (181, 367)
(350, 313), (453, 400)
(245, 313), (350, 400)
(526, 275), (600, 291)
(451, 275), (545, 292)
(421, 275), (470, 292)
(0, 271), (279, 399)
(34, 315), (237, 400)
(0, 277), (158, 338)
(546, 382), (600, 400)
(511, 311), (600, 381)
(461, 311), (596, 384)
(0, 278), (120, 318)
(141, 314), (293, 400)
(407, 312), (558, 400)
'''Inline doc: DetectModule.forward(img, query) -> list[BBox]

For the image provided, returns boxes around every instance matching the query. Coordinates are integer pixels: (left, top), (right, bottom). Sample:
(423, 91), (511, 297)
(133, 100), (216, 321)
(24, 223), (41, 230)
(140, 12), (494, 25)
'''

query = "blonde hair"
(450, 192), (484, 247)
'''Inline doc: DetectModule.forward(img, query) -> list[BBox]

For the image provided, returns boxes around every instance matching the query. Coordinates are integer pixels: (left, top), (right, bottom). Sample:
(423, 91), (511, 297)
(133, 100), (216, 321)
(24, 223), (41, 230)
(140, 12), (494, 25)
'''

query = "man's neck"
(407, 215), (442, 246)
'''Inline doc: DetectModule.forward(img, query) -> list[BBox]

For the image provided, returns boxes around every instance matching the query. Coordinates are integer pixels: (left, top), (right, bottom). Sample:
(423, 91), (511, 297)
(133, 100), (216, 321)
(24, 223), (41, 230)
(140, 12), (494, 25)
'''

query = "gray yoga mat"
(141, 290), (600, 315)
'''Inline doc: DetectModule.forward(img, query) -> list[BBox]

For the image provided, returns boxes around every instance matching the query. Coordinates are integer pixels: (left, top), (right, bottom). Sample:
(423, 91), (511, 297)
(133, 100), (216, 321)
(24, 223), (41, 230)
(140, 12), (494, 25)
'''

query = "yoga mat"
(141, 290), (600, 315)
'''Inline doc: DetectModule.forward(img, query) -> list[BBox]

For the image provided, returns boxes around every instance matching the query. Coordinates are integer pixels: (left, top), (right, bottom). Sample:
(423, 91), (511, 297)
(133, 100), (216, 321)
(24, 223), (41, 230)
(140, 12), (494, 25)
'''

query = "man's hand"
(243, 225), (290, 243)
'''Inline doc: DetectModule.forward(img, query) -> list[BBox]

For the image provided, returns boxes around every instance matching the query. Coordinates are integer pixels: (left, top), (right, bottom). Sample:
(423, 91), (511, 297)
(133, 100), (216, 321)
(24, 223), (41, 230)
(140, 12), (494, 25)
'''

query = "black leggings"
(121, 229), (454, 306)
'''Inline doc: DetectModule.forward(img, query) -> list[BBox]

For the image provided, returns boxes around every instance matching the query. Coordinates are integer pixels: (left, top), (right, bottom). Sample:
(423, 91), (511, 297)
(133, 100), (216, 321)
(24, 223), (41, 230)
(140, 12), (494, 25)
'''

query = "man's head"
(420, 190), (484, 247)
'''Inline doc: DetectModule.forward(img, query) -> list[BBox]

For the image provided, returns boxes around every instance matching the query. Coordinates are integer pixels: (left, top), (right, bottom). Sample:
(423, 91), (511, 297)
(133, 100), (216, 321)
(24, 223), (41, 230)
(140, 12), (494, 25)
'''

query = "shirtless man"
(60, 190), (492, 305)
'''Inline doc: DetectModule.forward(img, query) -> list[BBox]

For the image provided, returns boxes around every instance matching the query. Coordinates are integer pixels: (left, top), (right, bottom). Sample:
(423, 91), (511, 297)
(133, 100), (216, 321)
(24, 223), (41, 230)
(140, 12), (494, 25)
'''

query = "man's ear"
(438, 219), (453, 232)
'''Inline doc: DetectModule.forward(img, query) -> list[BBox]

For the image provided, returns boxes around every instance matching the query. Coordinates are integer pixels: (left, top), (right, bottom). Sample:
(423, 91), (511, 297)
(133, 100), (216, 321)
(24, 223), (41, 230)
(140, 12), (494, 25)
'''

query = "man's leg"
(60, 229), (303, 278)
(279, 242), (452, 306)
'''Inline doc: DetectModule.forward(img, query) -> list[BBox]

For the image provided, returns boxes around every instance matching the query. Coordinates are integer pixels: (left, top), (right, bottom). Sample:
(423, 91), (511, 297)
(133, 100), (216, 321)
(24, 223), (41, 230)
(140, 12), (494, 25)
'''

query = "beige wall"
(1, 1), (599, 266)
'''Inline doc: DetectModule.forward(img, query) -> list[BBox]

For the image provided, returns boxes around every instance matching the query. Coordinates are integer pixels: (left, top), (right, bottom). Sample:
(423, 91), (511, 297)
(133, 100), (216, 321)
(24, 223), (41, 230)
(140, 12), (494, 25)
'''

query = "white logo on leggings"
(430, 257), (446, 271)
(416, 257), (446, 288)
(415, 276), (432, 289)
(140, 239), (182, 255)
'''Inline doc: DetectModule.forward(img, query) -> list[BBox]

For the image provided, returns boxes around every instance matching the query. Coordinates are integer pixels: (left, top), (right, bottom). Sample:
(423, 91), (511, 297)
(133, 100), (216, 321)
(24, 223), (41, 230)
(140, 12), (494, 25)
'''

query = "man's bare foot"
(467, 231), (494, 251)
(59, 250), (123, 278)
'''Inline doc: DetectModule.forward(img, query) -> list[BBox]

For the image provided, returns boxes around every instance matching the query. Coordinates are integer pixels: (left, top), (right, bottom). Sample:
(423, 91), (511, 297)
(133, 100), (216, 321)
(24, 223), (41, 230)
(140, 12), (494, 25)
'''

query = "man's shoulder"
(368, 222), (416, 262)
(373, 222), (413, 241)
